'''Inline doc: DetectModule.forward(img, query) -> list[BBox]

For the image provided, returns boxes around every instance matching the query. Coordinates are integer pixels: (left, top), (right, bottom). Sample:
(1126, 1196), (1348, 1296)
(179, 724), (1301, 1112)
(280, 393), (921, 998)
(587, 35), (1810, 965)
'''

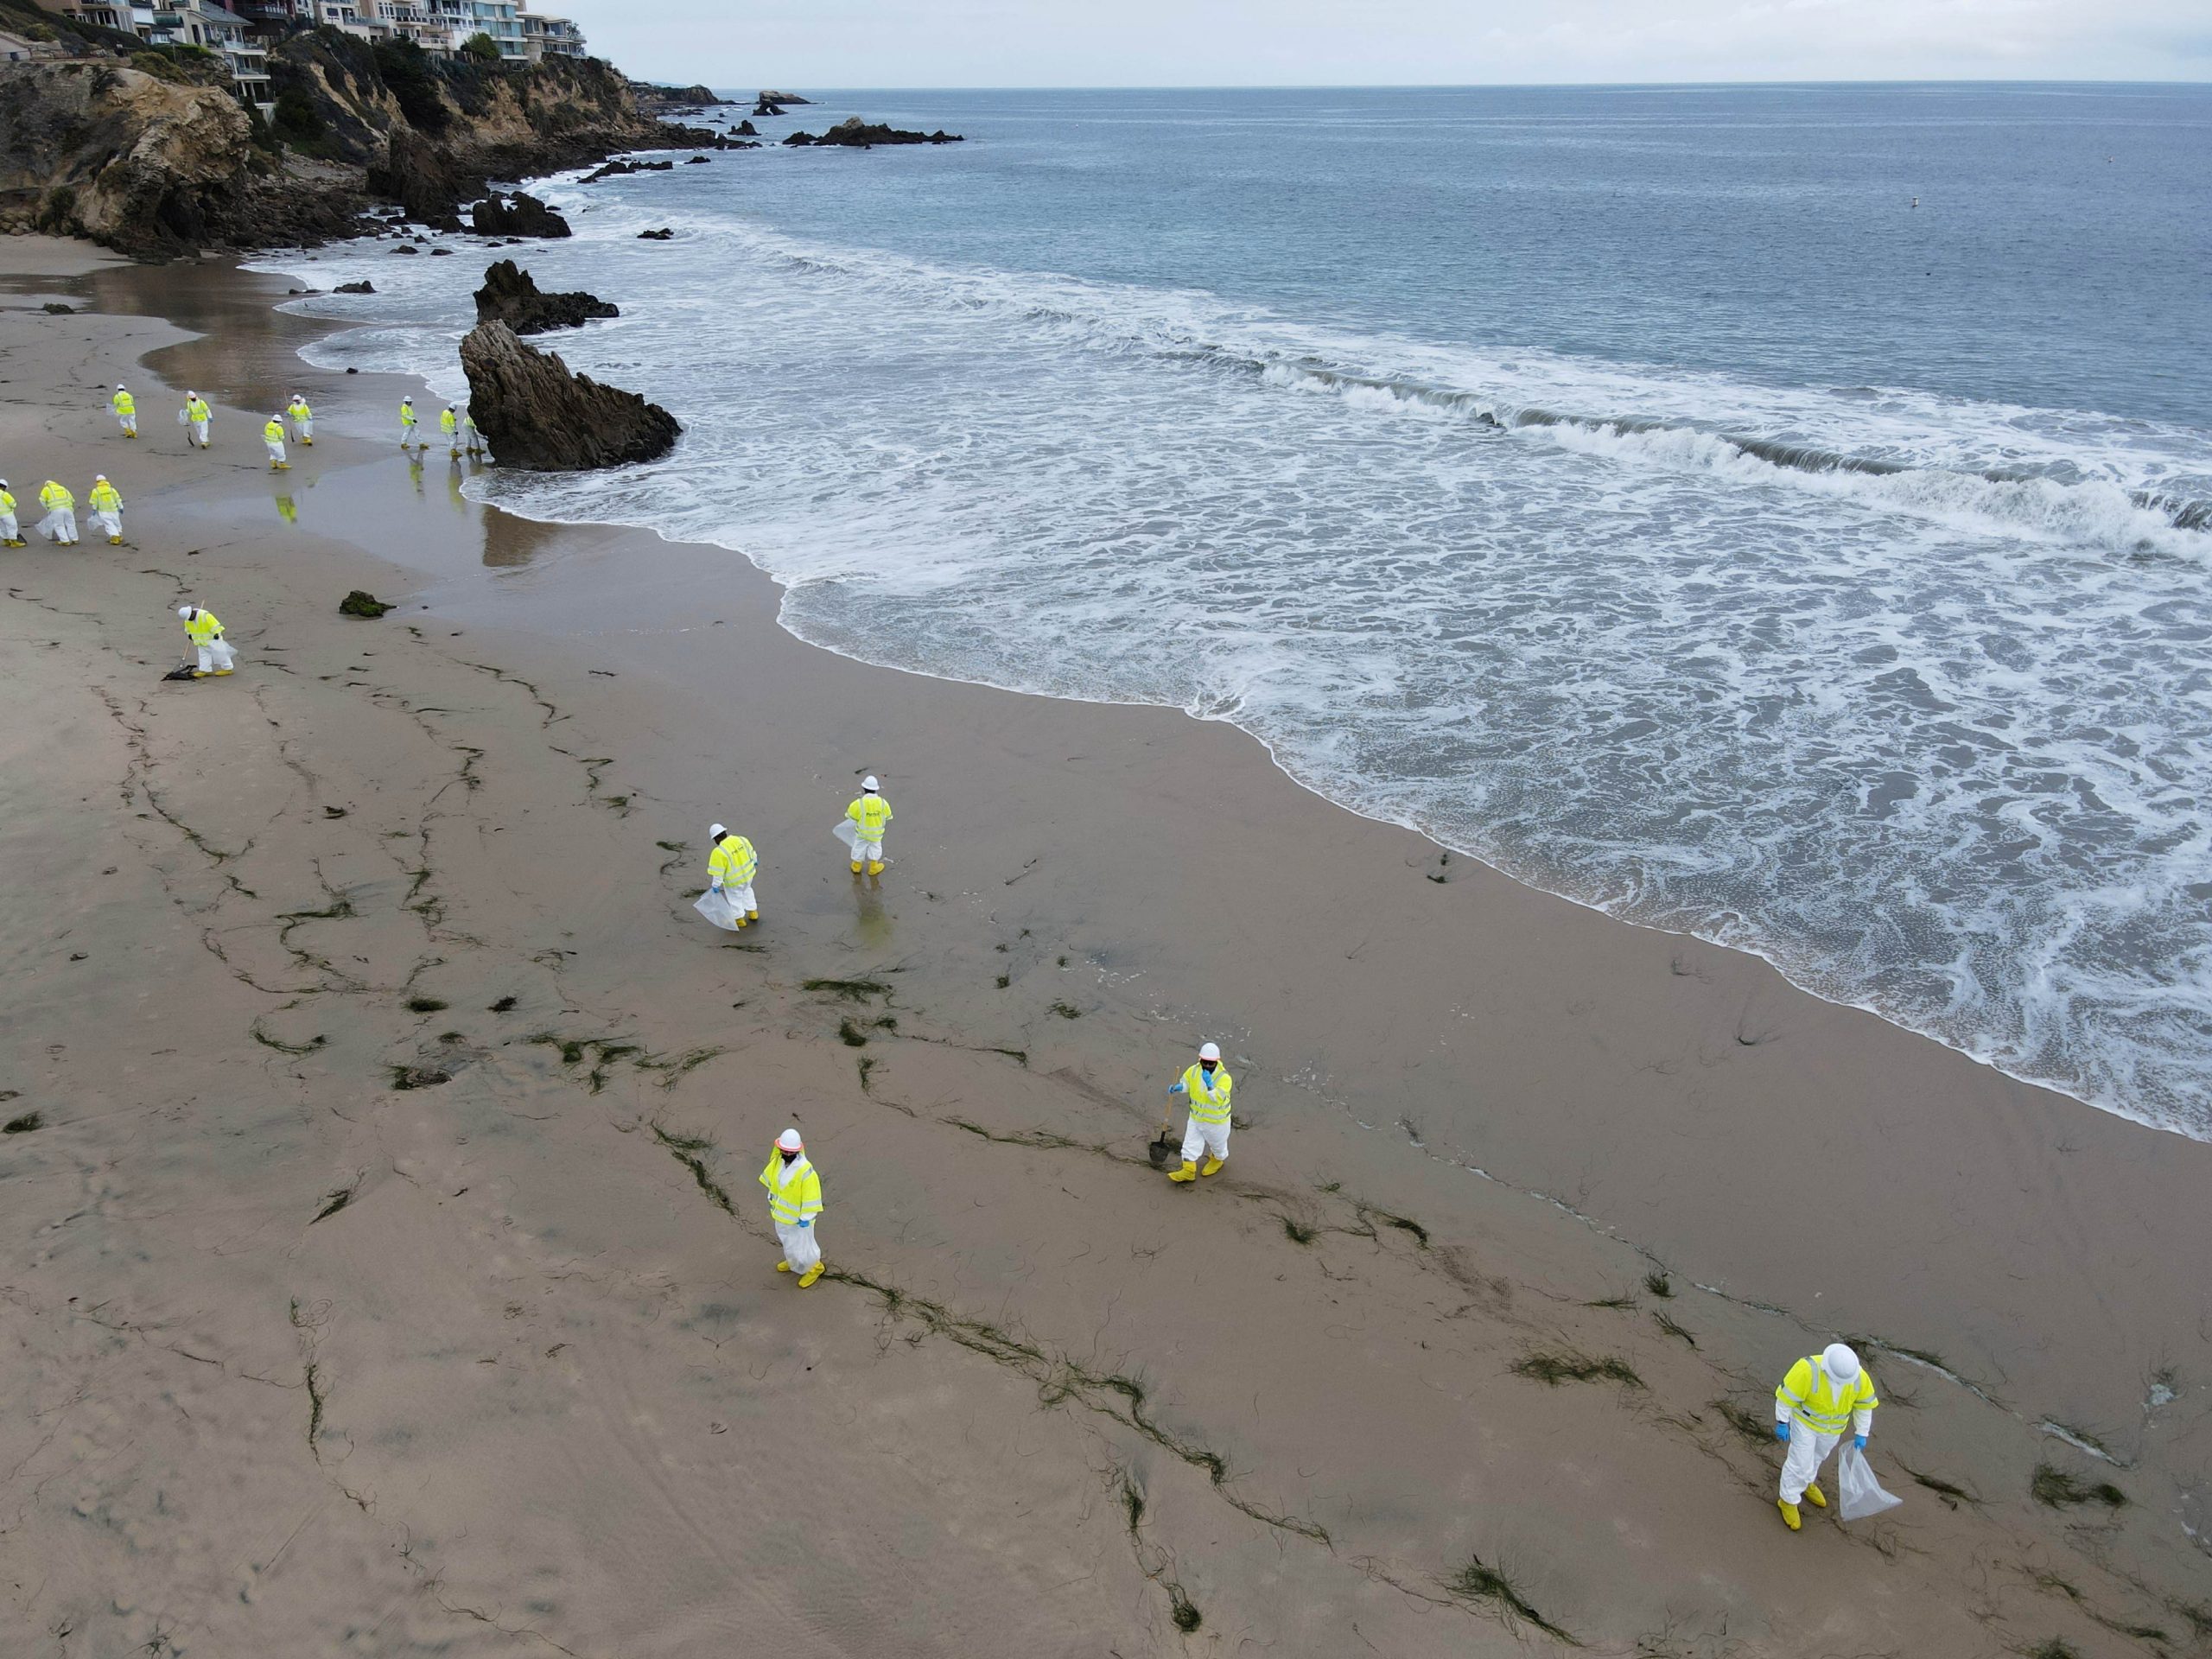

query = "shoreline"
(4, 240), (2210, 1654)
(240, 200), (2205, 1145)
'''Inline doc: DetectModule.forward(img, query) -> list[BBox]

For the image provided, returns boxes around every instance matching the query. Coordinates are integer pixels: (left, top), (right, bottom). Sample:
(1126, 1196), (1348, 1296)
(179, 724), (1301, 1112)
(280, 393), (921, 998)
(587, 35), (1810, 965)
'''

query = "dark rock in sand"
(334, 279), (376, 293)
(474, 258), (619, 335)
(460, 321), (680, 472)
(469, 192), (571, 239)
(637, 227), (674, 240)
(785, 117), (964, 149)
(42, 302), (75, 315)
(340, 590), (394, 618)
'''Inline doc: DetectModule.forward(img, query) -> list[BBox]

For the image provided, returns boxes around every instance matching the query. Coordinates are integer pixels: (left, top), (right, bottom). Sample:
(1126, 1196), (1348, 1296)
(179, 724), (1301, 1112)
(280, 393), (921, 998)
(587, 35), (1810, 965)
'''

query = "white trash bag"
(831, 819), (860, 850)
(692, 887), (745, 931)
(1836, 1444), (1903, 1522)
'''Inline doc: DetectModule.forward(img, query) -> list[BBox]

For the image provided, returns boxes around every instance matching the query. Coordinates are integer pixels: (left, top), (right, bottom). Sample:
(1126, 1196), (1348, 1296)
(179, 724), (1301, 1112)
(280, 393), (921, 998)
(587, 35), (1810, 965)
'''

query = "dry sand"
(3, 239), (2209, 1656)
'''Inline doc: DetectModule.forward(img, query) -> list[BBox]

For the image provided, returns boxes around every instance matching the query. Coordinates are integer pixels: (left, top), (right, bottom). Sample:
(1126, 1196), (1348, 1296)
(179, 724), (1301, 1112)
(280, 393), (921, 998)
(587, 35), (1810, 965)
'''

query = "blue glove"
(797, 1218), (810, 1229)
(1168, 1081), (1186, 1095)
(1775, 1422), (1789, 1443)
(1853, 1433), (1866, 1450)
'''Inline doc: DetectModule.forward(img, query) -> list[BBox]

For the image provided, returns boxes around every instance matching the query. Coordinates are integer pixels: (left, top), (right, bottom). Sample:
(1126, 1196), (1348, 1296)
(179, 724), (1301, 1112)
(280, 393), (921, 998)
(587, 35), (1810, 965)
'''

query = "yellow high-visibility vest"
(0, 489), (15, 514)
(399, 403), (416, 427)
(40, 481), (73, 511)
(187, 398), (211, 421)
(847, 794), (893, 838)
(264, 420), (284, 443)
(759, 1155), (823, 1225)
(112, 391), (135, 415)
(287, 399), (310, 420)
(89, 482), (121, 512)
(439, 409), (457, 434)
(183, 610), (224, 645)
(709, 833), (757, 888)
(1179, 1062), (1233, 1125)
(1775, 1357), (1878, 1435)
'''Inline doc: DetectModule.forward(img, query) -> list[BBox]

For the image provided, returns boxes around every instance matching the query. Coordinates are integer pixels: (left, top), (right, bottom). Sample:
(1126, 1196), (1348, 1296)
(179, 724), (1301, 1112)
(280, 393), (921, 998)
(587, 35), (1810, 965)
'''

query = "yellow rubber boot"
(850, 861), (863, 874)
(776, 1261), (791, 1272)
(868, 861), (884, 876)
(797, 1262), (823, 1288)
(1168, 1160), (1198, 1184)
(1777, 1500), (1801, 1531)
(1802, 1483), (1826, 1510)
(1199, 1157), (1224, 1177)
(733, 915), (747, 928)
(747, 910), (760, 922)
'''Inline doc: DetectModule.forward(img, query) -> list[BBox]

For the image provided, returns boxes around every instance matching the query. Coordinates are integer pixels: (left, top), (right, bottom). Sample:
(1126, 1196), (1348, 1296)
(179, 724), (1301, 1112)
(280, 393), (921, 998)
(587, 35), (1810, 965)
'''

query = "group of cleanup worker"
(5, 370), (1899, 1535)
(706, 800), (1894, 1529)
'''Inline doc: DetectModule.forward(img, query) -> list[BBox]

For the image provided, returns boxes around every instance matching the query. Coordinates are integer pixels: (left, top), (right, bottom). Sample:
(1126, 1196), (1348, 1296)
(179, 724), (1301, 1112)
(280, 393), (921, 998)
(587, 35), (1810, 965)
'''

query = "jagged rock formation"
(636, 227), (673, 240)
(459, 321), (678, 471)
(469, 191), (569, 238)
(734, 119), (759, 137)
(759, 90), (810, 105)
(582, 157), (673, 181)
(334, 279), (375, 293)
(629, 81), (717, 114)
(473, 258), (617, 334)
(784, 117), (964, 149)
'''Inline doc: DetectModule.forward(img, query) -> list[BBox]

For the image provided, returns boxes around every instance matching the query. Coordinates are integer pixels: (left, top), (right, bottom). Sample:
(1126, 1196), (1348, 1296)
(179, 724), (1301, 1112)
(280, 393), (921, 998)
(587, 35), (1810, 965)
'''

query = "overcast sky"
(555, 0), (2209, 88)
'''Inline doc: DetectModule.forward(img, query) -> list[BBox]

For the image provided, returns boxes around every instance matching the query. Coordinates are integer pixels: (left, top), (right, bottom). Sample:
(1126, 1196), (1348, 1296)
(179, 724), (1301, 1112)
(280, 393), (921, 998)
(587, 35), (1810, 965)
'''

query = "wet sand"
(3, 238), (2209, 1656)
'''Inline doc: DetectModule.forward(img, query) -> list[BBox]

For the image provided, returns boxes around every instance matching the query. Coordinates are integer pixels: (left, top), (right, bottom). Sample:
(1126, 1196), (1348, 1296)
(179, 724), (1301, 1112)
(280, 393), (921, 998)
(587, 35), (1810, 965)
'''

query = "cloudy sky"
(556, 0), (2209, 87)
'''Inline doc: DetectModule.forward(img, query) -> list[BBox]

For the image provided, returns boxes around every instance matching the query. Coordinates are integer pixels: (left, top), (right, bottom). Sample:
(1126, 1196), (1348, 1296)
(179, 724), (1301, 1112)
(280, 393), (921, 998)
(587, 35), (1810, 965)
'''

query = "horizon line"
(658, 76), (2212, 93)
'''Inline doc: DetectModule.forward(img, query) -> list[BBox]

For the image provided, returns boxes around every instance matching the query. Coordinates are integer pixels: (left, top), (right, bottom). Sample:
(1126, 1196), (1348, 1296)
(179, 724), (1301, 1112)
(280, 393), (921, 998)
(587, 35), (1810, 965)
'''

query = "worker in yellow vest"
(286, 393), (313, 445)
(845, 775), (893, 876)
(462, 408), (485, 456)
(86, 475), (124, 543)
(0, 479), (22, 546)
(1774, 1343), (1878, 1530)
(177, 604), (236, 677)
(37, 479), (79, 544)
(759, 1128), (824, 1287)
(439, 404), (462, 456)
(398, 397), (419, 448)
(181, 391), (212, 448)
(111, 384), (137, 437)
(707, 822), (760, 927)
(1165, 1041), (1234, 1183)
(263, 416), (290, 472)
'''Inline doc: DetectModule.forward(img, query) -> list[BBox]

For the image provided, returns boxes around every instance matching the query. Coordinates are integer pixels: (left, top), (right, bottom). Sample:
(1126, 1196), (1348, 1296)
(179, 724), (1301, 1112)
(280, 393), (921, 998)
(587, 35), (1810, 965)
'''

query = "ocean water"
(257, 84), (2212, 1134)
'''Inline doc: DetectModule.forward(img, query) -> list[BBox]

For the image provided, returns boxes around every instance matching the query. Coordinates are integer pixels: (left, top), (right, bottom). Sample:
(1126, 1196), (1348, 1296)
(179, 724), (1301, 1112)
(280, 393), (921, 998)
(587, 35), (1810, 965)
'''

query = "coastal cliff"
(0, 29), (710, 259)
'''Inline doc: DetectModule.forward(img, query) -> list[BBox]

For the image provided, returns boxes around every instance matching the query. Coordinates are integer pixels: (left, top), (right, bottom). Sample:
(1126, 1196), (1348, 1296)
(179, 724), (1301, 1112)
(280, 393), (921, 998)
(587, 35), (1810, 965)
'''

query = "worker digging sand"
(760, 1128), (824, 1287)
(1165, 1040), (1234, 1183)
(1774, 1342), (1878, 1529)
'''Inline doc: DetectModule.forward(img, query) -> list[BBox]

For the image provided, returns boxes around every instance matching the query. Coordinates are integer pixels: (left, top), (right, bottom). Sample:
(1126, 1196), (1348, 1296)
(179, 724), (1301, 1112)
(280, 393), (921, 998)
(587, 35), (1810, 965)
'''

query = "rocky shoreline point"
(0, 29), (725, 258)
(785, 116), (966, 149)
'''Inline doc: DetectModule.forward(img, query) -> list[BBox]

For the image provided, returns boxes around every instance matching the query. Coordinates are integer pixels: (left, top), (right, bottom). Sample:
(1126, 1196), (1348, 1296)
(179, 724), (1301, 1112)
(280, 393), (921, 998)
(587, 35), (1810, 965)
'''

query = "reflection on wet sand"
(480, 506), (574, 570)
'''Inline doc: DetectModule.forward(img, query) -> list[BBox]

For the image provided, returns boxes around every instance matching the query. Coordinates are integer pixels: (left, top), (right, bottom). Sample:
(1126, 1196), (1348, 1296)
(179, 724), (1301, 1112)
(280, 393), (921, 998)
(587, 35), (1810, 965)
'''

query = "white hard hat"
(116, 382), (126, 390)
(709, 822), (727, 839)
(861, 775), (879, 791)
(1198, 1041), (1221, 1062)
(177, 606), (194, 619)
(403, 395), (413, 403)
(775, 1128), (804, 1152)
(1821, 1343), (1861, 1384)
(94, 474), (106, 481)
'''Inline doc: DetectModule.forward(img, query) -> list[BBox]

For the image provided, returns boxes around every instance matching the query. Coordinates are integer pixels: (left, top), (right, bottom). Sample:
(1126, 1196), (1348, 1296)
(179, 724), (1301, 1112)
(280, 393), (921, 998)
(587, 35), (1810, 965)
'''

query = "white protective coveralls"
(180, 606), (237, 675)
(87, 477), (123, 543)
(1777, 1344), (1878, 1510)
(37, 480), (79, 544)
(0, 482), (22, 546)
(760, 1131), (823, 1281)
(287, 397), (314, 444)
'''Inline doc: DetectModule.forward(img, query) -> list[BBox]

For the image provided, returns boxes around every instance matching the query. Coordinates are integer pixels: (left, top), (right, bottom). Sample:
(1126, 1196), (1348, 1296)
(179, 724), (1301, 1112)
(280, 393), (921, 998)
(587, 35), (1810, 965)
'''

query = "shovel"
(1147, 1112), (1176, 1168)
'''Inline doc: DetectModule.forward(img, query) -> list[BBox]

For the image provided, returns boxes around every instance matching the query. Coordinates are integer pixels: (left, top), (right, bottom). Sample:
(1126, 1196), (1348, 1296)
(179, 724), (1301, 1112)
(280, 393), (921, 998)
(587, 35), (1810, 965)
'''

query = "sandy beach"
(3, 239), (2209, 1656)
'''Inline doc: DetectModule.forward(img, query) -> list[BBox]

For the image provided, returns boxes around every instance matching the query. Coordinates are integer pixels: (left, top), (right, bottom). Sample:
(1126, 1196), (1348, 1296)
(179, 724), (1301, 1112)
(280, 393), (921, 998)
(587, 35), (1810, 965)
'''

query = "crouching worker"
(178, 604), (237, 677)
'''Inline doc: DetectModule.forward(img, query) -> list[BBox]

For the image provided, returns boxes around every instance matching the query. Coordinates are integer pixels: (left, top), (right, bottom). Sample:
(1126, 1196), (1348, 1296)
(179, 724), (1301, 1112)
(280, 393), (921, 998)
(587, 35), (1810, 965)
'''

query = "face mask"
(780, 1150), (798, 1164)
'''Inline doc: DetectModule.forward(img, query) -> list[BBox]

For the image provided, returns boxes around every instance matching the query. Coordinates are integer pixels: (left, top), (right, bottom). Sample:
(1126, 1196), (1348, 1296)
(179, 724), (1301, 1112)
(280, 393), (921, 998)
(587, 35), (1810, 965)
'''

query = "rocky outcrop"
(469, 191), (569, 238)
(474, 258), (617, 334)
(363, 127), (466, 231)
(753, 97), (786, 118)
(582, 156), (672, 181)
(334, 279), (375, 293)
(459, 321), (678, 471)
(784, 117), (964, 149)
(759, 90), (810, 105)
(734, 119), (758, 137)
(636, 227), (673, 240)
(630, 81), (717, 114)
(0, 60), (363, 256)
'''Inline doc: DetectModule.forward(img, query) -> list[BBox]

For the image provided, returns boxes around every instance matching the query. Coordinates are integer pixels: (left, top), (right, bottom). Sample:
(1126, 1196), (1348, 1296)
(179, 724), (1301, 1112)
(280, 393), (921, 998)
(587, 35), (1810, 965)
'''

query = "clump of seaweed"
(1445, 1555), (1575, 1643)
(802, 977), (890, 1001)
(4, 1111), (45, 1135)
(1513, 1350), (1645, 1389)
(1049, 1001), (1082, 1019)
(1710, 1399), (1771, 1447)
(837, 1018), (870, 1048)
(1653, 1313), (1696, 1348)
(388, 1066), (450, 1090)
(405, 995), (448, 1013)
(2030, 1464), (2127, 1510)
(1643, 1270), (1674, 1299)
(1900, 1464), (1977, 1509)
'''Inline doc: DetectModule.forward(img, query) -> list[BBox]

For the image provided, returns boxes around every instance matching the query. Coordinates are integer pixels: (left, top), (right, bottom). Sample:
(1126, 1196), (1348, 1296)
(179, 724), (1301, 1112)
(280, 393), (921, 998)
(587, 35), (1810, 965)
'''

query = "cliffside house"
(46, 0), (272, 111)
